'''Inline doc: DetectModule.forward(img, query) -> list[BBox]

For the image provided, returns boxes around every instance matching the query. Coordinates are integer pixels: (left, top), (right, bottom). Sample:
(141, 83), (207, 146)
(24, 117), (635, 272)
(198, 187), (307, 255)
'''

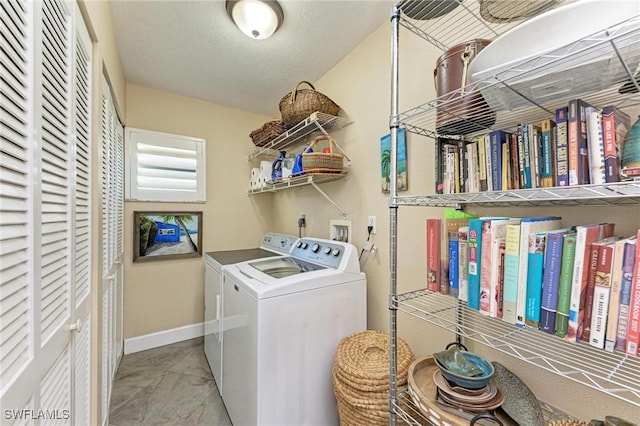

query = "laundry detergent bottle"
(271, 150), (286, 182)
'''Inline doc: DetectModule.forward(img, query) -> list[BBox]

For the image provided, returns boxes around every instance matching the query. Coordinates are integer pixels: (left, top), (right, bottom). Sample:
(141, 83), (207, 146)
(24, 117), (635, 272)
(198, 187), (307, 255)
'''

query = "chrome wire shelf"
(393, 391), (573, 425)
(247, 112), (352, 160)
(393, 290), (640, 408)
(247, 171), (348, 194)
(392, 181), (640, 207)
(396, 13), (640, 140)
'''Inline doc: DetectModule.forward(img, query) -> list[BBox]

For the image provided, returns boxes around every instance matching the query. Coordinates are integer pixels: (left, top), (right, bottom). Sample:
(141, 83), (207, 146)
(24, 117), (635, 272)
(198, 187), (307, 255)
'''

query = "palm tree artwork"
(380, 129), (408, 192)
(135, 212), (201, 261)
(160, 215), (198, 253)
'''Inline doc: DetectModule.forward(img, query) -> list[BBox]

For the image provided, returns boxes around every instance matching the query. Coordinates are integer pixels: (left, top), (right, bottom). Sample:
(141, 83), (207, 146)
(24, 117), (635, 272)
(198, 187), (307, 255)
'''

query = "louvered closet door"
(0, 0), (92, 423)
(100, 76), (124, 426)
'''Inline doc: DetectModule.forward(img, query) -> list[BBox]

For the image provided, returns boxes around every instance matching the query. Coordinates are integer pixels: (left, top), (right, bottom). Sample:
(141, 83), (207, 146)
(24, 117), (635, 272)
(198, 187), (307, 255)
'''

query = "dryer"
(221, 237), (366, 426)
(204, 232), (296, 396)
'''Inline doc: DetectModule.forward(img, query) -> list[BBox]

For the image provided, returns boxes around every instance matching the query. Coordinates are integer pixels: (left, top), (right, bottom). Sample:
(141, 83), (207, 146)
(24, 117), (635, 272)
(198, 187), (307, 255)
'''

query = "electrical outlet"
(368, 216), (376, 234)
(298, 214), (306, 228)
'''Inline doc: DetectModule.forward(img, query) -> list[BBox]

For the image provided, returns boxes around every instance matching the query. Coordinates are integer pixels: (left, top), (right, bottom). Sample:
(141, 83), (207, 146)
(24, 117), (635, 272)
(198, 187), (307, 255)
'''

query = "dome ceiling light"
(226, 0), (284, 40)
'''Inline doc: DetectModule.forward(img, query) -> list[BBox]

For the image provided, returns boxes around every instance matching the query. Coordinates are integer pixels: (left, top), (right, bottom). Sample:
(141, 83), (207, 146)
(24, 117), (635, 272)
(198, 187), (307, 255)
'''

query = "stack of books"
(426, 214), (640, 357)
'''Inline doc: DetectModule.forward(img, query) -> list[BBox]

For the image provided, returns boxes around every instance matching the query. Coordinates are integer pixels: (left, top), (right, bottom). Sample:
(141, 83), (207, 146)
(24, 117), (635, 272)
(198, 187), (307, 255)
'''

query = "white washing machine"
(221, 237), (366, 426)
(204, 232), (297, 396)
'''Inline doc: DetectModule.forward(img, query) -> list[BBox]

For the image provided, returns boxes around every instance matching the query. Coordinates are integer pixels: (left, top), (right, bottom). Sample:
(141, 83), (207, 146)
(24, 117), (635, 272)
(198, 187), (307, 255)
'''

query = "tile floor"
(109, 337), (232, 426)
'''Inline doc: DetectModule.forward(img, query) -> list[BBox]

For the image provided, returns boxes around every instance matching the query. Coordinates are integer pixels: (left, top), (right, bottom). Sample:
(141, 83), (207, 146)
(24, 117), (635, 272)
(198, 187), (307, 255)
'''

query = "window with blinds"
(125, 128), (206, 202)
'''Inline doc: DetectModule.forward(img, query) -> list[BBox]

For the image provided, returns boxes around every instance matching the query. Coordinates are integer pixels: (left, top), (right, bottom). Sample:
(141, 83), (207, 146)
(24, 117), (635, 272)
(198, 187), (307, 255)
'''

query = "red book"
(581, 236), (618, 342)
(568, 99), (592, 186)
(426, 218), (441, 292)
(625, 229), (640, 356)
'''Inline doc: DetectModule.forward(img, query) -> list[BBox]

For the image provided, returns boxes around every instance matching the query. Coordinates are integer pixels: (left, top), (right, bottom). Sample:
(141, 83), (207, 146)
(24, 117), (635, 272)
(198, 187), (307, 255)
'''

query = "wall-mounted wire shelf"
(393, 290), (640, 408)
(392, 391), (573, 426)
(247, 112), (352, 160)
(393, 181), (640, 207)
(247, 171), (348, 194)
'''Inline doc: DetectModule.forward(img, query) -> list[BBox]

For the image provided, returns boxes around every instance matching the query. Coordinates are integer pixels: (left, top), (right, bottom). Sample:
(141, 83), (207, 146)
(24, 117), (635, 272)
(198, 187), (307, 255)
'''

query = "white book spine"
(587, 109), (605, 184)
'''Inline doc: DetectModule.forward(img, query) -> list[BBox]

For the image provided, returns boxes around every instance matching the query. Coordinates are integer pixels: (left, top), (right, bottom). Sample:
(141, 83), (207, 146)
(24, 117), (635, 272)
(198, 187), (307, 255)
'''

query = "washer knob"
(323, 247), (332, 255)
(301, 242), (308, 249)
(296, 241), (303, 248)
(311, 243), (320, 253)
(332, 248), (340, 256)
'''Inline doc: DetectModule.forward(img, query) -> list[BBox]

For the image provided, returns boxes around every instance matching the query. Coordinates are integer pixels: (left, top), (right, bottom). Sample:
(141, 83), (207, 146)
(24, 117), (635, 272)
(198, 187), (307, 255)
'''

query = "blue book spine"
(539, 230), (566, 334)
(449, 232), (459, 298)
(490, 131), (505, 191)
(525, 233), (546, 327)
(467, 218), (484, 311)
(522, 125), (532, 189)
(615, 241), (638, 351)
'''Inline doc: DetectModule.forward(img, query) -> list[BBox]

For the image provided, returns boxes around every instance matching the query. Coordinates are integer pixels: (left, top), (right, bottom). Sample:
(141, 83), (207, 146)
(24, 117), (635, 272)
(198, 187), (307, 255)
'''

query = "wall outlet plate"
(368, 216), (376, 234)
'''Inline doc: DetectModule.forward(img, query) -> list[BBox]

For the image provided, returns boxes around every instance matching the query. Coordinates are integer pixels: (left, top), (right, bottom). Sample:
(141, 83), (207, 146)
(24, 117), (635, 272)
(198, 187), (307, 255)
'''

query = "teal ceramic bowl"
(435, 352), (495, 389)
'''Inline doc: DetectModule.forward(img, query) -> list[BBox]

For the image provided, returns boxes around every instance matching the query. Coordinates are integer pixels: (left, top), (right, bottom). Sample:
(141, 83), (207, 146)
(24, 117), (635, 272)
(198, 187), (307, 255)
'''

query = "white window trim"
(125, 128), (207, 202)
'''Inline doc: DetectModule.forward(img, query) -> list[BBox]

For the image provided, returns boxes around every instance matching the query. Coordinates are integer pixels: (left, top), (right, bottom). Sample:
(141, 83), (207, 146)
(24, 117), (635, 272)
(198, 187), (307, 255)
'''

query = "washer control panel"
(261, 233), (296, 254)
(291, 238), (344, 269)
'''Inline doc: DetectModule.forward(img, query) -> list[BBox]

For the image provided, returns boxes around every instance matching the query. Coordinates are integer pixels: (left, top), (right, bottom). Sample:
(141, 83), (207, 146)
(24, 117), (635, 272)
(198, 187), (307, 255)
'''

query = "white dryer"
(204, 232), (296, 396)
(221, 237), (366, 426)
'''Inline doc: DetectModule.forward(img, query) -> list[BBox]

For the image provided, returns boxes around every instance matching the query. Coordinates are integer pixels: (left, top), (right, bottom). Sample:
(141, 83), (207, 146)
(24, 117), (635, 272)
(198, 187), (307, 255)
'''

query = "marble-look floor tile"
(109, 338), (230, 426)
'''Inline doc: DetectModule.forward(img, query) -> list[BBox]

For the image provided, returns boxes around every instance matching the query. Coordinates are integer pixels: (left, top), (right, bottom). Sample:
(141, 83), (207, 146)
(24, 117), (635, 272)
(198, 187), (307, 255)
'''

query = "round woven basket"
(279, 81), (340, 128)
(332, 330), (415, 426)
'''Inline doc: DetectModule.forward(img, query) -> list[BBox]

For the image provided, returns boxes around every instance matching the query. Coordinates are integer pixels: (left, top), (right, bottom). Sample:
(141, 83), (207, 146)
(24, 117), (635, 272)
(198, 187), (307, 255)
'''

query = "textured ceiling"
(110, 0), (394, 117)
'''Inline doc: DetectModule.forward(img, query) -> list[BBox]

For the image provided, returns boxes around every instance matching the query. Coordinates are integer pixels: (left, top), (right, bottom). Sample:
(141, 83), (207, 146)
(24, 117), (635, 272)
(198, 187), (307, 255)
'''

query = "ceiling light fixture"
(226, 0), (284, 40)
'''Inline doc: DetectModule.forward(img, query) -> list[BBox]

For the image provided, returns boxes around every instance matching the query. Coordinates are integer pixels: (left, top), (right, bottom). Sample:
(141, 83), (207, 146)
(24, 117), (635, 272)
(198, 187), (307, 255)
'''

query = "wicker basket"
(301, 135), (344, 174)
(249, 119), (286, 147)
(279, 81), (341, 128)
(332, 330), (416, 426)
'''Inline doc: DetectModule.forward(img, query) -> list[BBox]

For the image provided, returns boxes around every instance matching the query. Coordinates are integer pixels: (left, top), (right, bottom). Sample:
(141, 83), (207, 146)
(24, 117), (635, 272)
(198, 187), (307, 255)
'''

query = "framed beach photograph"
(380, 129), (408, 192)
(133, 211), (203, 263)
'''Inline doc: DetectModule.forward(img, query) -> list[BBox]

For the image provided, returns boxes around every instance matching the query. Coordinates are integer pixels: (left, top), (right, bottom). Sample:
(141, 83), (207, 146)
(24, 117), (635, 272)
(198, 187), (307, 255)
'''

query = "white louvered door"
(0, 0), (92, 424)
(99, 76), (124, 426)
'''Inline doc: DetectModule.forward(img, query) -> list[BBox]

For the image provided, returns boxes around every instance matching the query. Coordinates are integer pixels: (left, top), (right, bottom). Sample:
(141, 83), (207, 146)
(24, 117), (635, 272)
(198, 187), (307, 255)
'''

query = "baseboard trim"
(123, 322), (204, 354)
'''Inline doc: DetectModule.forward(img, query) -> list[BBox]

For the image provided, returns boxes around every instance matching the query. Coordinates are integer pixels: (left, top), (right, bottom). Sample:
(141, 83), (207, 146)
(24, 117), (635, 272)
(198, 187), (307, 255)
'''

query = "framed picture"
(380, 129), (408, 192)
(133, 212), (203, 263)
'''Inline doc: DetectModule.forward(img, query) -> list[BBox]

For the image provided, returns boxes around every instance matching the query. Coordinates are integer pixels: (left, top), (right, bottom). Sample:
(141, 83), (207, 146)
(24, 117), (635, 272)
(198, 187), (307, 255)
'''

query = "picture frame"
(380, 129), (408, 192)
(133, 211), (203, 263)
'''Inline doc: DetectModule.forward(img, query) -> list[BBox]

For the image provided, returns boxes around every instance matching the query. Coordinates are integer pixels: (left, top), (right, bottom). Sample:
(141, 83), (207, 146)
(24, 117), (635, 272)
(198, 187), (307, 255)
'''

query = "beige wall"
(270, 22), (638, 420)
(123, 84), (273, 338)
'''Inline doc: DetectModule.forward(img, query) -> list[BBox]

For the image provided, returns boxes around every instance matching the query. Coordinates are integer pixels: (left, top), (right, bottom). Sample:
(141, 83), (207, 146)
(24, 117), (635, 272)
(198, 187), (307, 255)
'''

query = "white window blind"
(125, 128), (206, 202)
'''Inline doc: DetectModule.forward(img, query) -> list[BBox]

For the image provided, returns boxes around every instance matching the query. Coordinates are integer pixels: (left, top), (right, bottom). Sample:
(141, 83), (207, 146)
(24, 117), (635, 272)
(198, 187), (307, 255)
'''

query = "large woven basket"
(279, 81), (341, 128)
(249, 119), (286, 147)
(301, 135), (344, 174)
(332, 330), (415, 426)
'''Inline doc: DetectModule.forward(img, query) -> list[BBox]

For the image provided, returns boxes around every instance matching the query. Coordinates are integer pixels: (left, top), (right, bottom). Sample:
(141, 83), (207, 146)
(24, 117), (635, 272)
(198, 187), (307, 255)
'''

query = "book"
(540, 229), (572, 334)
(467, 142), (479, 193)
(467, 218), (484, 310)
(525, 232), (547, 328)
(449, 231), (459, 298)
(522, 124), (532, 189)
(589, 239), (617, 348)
(485, 134), (493, 191)
(515, 217), (563, 327)
(586, 107), (605, 184)
(502, 223), (521, 324)
(497, 240), (506, 319)
(605, 237), (631, 352)
(502, 140), (509, 190)
(440, 210), (477, 295)
(568, 98), (592, 186)
(479, 218), (512, 315)
(616, 238), (637, 351)
(458, 226), (469, 302)
(457, 140), (468, 193)
(509, 133), (520, 190)
(488, 219), (519, 317)
(555, 107), (569, 186)
(555, 232), (577, 337)
(529, 124), (542, 188)
(478, 136), (488, 192)
(426, 218), (441, 292)
(517, 125), (527, 189)
(581, 236), (619, 342)
(601, 106), (631, 183)
(540, 119), (556, 188)
(489, 130), (506, 191)
(625, 229), (640, 356)
(567, 223), (615, 343)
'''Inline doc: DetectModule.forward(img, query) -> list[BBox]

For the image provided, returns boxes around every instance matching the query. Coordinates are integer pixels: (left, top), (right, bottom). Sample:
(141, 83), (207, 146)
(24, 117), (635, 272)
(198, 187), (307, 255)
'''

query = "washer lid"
(247, 256), (325, 279)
